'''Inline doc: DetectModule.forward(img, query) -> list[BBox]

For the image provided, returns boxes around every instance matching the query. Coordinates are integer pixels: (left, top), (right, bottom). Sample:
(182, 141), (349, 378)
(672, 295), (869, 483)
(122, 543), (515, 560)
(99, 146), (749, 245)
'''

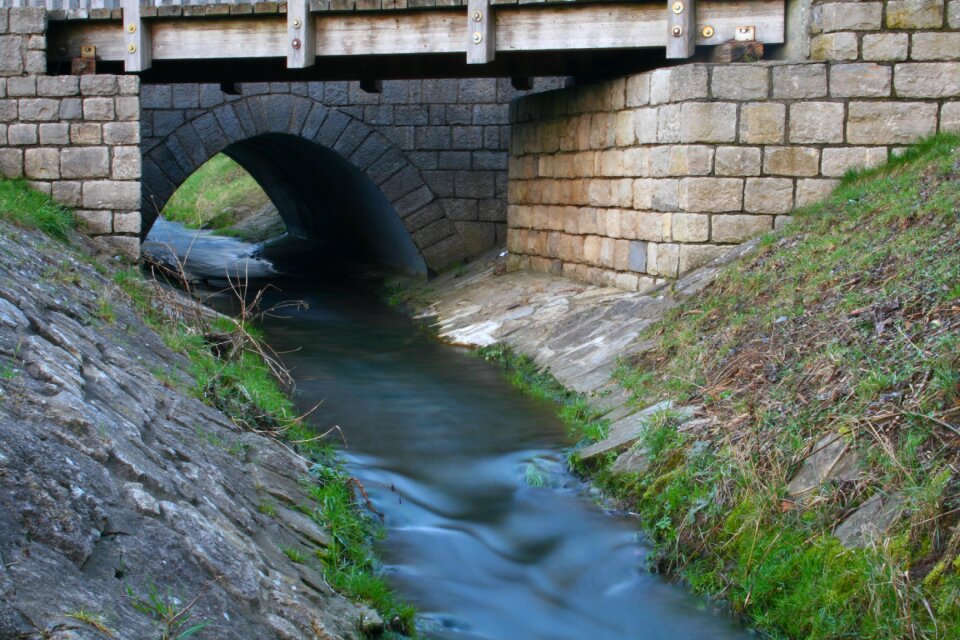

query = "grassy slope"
(0, 178), (414, 637)
(161, 153), (271, 231)
(600, 135), (960, 639)
(483, 136), (960, 639)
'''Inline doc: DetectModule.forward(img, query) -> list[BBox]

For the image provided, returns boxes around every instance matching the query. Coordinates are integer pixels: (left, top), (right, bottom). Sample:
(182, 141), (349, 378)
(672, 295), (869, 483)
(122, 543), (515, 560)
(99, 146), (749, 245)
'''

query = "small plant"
(126, 580), (213, 640)
(280, 545), (309, 564)
(524, 463), (547, 488)
(65, 609), (114, 637)
(0, 357), (18, 380)
(257, 500), (277, 518)
(97, 294), (117, 324)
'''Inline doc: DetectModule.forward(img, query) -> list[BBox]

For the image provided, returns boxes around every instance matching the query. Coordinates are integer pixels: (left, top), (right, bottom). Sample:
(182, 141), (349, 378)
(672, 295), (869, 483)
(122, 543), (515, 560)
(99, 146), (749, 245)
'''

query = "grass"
(476, 343), (608, 450)
(160, 154), (270, 232)
(481, 135), (960, 639)
(0, 178), (73, 240)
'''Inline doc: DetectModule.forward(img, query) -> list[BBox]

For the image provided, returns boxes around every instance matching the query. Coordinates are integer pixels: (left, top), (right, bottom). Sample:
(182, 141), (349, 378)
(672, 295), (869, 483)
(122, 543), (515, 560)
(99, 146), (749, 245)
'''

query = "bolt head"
(671, 1), (683, 13)
(292, 17), (302, 27)
(127, 43), (137, 53)
(126, 23), (136, 33)
(472, 31), (483, 44)
(701, 24), (714, 37)
(472, 10), (482, 21)
(671, 25), (683, 36)
(292, 38), (302, 49)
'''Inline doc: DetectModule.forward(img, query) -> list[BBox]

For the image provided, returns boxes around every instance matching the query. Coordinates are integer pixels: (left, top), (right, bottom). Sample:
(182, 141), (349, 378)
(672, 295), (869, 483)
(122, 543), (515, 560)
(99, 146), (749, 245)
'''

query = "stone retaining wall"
(507, 0), (960, 291)
(0, 7), (141, 258)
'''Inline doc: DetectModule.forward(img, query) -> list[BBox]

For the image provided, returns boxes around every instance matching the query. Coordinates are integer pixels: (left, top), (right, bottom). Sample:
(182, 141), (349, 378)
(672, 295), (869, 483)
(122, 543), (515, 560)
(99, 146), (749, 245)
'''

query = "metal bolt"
(671, 1), (683, 13)
(701, 24), (714, 37)
(292, 17), (301, 28)
(291, 38), (301, 49)
(472, 10), (482, 21)
(472, 31), (483, 44)
(127, 43), (137, 53)
(126, 23), (136, 33)
(671, 25), (683, 36)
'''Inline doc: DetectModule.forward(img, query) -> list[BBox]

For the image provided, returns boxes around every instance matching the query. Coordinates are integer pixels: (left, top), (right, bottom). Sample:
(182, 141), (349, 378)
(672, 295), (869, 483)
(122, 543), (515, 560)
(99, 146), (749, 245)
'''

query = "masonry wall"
(0, 7), (142, 258)
(507, 0), (960, 291)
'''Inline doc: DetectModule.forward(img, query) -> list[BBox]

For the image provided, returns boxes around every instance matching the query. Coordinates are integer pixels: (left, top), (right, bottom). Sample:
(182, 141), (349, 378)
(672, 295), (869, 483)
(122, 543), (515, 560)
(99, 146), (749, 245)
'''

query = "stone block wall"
(141, 77), (561, 258)
(808, 0), (959, 62)
(0, 7), (142, 258)
(507, 0), (960, 291)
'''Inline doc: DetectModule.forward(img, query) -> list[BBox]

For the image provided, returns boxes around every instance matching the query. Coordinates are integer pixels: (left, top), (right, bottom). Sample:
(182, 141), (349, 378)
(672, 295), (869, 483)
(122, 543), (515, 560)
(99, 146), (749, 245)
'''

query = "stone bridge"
(138, 78), (562, 274)
(0, 0), (957, 284)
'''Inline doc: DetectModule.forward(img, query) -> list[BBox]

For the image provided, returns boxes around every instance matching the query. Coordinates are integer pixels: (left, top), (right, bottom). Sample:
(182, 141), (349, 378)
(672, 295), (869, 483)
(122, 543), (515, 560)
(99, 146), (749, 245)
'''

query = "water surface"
(146, 220), (749, 640)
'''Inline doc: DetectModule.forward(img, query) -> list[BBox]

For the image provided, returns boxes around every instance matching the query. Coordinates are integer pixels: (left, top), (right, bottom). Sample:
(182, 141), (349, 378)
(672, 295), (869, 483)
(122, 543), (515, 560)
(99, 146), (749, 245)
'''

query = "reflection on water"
(151, 220), (749, 640)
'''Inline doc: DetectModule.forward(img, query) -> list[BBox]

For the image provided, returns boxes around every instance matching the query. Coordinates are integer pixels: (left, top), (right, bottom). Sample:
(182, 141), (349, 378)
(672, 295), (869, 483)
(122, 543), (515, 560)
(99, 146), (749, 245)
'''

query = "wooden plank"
(497, 3), (664, 50)
(47, 0), (784, 62)
(665, 0), (694, 59)
(287, 0), (314, 67)
(314, 11), (460, 55)
(121, 0), (151, 71)
(466, 0), (494, 64)
(153, 16), (287, 58)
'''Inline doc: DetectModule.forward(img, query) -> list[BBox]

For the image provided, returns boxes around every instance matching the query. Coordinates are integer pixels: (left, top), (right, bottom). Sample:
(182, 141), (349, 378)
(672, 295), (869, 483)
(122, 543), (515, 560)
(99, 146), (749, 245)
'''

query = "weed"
(0, 357), (18, 380)
(257, 500), (277, 518)
(280, 545), (310, 564)
(524, 463), (547, 488)
(126, 580), (212, 640)
(65, 609), (114, 637)
(97, 294), (117, 325)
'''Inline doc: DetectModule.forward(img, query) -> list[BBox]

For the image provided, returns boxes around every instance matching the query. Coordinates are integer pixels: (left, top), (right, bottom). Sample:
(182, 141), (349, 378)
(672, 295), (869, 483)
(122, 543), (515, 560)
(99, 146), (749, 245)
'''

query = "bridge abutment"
(1, 1), (958, 280)
(507, 0), (960, 291)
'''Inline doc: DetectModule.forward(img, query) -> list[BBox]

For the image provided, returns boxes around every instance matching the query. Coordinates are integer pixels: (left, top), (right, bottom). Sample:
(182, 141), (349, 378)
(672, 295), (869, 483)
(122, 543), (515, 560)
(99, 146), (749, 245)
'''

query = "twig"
(902, 410), (960, 438)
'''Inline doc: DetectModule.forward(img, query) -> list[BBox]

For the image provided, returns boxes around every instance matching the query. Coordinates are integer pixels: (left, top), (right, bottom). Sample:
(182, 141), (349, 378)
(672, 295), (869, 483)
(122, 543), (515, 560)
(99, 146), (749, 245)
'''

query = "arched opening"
(223, 133), (426, 276)
(145, 132), (429, 277)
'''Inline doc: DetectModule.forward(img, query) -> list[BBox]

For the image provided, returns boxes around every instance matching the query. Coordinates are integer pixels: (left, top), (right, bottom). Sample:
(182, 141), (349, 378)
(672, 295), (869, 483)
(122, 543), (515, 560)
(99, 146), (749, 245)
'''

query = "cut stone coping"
(786, 431), (862, 503)
(578, 401), (698, 462)
(833, 492), (905, 548)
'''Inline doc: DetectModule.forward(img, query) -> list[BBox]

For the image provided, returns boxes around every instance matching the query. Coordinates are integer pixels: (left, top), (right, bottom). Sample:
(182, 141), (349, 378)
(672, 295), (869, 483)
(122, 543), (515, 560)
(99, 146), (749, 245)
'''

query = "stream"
(145, 221), (750, 640)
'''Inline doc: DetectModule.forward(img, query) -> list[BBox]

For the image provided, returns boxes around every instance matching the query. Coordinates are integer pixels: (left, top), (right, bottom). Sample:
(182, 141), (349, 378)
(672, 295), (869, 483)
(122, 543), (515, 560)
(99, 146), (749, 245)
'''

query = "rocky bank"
(0, 222), (377, 639)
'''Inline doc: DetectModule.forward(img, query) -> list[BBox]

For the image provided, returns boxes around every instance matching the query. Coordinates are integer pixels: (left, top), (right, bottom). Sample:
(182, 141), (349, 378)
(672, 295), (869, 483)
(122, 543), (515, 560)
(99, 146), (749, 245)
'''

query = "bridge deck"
(30, 0), (783, 81)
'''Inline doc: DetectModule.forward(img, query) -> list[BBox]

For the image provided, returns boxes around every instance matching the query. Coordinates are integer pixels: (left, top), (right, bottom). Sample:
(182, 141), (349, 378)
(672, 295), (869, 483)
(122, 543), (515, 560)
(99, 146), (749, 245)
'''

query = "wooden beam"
(48, 0), (785, 63)
(666, 0), (695, 58)
(466, 0), (495, 64)
(120, 0), (151, 72)
(287, 0), (315, 68)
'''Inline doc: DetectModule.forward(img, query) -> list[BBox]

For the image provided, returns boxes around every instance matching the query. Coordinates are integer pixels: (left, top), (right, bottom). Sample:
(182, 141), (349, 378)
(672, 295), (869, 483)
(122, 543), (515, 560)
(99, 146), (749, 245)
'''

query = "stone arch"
(141, 93), (467, 275)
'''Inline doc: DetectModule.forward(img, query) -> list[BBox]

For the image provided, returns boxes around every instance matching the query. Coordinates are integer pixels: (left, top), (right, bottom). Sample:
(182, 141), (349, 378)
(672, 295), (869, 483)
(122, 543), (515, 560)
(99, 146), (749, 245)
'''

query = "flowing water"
(146, 221), (750, 640)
